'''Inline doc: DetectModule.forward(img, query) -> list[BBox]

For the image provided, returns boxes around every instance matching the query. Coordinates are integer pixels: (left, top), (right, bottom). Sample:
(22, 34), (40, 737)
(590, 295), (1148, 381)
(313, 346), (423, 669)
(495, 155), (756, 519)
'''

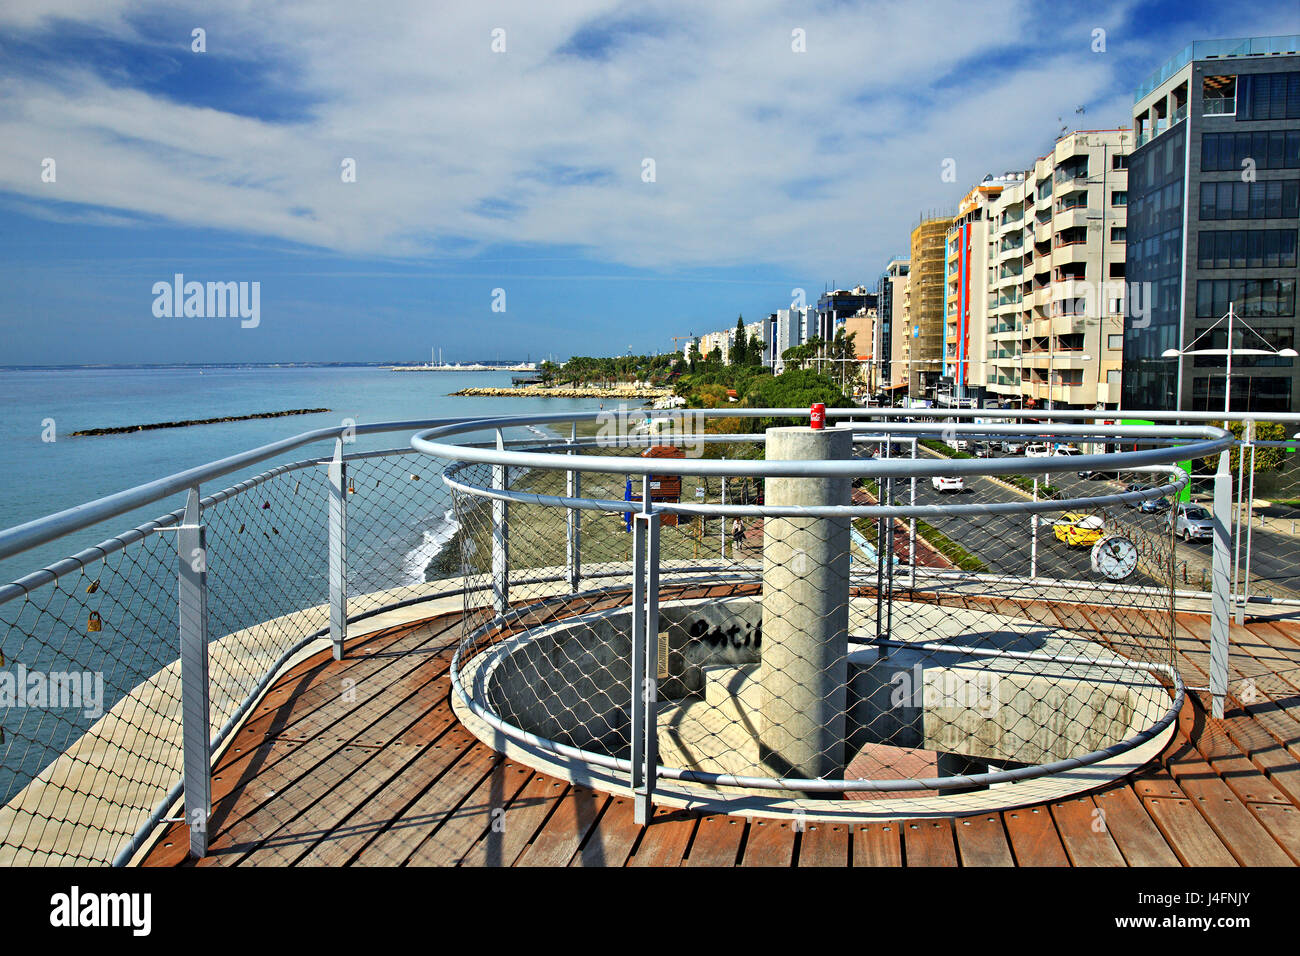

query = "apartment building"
(943, 181), (1006, 406)
(876, 258), (910, 393)
(983, 129), (1133, 410)
(1123, 36), (1300, 413)
(904, 217), (953, 398)
(815, 286), (876, 343)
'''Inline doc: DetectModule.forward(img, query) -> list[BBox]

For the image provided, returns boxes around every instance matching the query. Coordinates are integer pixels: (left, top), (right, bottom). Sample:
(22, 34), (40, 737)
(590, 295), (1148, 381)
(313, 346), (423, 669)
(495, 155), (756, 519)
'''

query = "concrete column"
(759, 426), (851, 780)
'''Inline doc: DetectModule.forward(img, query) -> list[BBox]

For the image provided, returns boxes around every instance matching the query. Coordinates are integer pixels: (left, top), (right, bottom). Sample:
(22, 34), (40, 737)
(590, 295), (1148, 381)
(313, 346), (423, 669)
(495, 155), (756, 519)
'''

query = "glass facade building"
(1124, 38), (1300, 412)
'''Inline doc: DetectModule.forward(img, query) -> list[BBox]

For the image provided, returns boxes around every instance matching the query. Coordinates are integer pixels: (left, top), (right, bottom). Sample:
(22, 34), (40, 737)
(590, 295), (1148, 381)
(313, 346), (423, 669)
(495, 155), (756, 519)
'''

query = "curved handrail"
(412, 410), (1232, 479)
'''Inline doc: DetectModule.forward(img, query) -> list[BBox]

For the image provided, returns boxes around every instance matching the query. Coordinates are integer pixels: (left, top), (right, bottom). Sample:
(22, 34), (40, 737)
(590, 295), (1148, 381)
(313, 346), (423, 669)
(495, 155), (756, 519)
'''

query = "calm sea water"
(0, 365), (622, 804)
(0, 365), (612, 584)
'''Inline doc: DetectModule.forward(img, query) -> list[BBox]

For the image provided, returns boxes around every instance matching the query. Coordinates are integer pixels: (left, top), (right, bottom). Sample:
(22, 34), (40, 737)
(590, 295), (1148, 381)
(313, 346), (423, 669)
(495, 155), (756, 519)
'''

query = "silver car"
(1173, 503), (1215, 541)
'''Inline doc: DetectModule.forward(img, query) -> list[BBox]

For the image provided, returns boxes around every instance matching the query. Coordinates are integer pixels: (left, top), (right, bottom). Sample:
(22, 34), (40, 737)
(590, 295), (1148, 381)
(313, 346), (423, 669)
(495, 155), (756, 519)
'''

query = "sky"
(1, 0), (1298, 365)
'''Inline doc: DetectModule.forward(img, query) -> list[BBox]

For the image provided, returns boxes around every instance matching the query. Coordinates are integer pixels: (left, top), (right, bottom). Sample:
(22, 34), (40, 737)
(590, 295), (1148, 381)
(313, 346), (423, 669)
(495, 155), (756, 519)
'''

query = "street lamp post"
(1162, 302), (1298, 635)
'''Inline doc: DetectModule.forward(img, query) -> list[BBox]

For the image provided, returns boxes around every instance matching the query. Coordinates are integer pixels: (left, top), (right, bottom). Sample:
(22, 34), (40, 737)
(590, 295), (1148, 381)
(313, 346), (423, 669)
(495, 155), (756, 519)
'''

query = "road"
(888, 448), (1177, 589)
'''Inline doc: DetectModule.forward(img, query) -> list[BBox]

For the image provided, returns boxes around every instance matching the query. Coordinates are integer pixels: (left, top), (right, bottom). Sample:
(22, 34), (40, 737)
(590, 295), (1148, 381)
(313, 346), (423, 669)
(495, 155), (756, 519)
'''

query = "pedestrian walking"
(731, 518), (745, 551)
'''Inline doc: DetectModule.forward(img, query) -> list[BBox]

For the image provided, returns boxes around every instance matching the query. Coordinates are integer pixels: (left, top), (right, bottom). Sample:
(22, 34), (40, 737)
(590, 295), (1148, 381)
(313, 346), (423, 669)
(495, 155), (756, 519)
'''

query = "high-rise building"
(943, 181), (1006, 406)
(984, 129), (1133, 410)
(905, 216), (953, 398)
(1123, 36), (1300, 412)
(877, 259), (910, 394)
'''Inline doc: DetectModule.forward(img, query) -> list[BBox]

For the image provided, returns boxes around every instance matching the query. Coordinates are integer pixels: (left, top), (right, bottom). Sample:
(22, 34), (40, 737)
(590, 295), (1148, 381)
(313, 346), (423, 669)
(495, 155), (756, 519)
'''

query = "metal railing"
(0, 407), (1295, 863)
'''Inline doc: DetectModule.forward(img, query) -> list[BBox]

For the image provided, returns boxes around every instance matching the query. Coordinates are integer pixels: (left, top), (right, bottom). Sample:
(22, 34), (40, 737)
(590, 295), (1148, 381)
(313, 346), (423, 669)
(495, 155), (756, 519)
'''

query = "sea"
(0, 365), (614, 585)
(0, 364), (619, 806)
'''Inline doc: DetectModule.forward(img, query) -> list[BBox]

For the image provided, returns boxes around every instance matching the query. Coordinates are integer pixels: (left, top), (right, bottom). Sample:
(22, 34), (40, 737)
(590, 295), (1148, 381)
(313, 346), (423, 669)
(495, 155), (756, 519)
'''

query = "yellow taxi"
(1052, 512), (1105, 547)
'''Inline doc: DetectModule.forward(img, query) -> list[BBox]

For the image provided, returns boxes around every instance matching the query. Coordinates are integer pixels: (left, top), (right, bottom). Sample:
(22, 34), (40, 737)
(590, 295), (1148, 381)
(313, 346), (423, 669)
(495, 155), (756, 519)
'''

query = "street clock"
(1091, 534), (1138, 581)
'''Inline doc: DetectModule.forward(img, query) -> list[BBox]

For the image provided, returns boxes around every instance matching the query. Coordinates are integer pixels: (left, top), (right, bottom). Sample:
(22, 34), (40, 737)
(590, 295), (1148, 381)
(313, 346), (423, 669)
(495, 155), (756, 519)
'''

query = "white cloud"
(0, 0), (1205, 276)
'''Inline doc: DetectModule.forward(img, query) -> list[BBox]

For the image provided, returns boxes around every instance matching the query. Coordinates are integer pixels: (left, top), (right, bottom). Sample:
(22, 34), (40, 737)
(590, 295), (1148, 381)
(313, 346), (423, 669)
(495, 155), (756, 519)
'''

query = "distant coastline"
(451, 384), (671, 399)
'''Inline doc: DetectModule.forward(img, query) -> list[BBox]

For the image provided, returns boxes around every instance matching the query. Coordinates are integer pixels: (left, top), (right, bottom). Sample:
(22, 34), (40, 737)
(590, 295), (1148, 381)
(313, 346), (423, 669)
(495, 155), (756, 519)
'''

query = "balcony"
(1, 409), (1291, 871)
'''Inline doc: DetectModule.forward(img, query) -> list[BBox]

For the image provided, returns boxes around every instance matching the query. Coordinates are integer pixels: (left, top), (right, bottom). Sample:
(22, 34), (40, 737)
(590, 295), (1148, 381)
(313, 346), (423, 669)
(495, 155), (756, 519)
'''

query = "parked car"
(931, 475), (965, 493)
(1001, 439), (1026, 455)
(973, 442), (998, 458)
(1051, 445), (1081, 458)
(1123, 482), (1152, 508)
(1077, 469), (1119, 480)
(1025, 443), (1051, 458)
(1052, 512), (1105, 547)
(1173, 503), (1215, 540)
(1138, 494), (1171, 514)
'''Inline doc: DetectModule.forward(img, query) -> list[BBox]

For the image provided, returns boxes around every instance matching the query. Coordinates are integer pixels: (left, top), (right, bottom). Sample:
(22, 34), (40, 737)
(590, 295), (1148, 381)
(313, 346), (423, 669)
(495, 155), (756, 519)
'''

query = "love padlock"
(86, 611), (103, 633)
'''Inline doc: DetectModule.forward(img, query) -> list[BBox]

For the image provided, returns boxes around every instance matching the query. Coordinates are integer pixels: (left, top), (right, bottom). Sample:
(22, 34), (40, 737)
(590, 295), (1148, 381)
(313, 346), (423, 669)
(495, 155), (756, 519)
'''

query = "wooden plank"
(1050, 796), (1127, 867)
(852, 822), (902, 867)
(1247, 804), (1300, 865)
(682, 814), (745, 867)
(953, 814), (1014, 867)
(236, 703), (464, 865)
(1091, 786), (1179, 866)
(572, 795), (639, 867)
(306, 743), (509, 868)
(458, 772), (568, 867)
(515, 786), (606, 867)
(740, 818), (796, 867)
(1142, 795), (1238, 866)
(405, 760), (533, 866)
(796, 821), (850, 867)
(1218, 709), (1300, 804)
(1164, 755), (1293, 866)
(199, 658), (458, 861)
(627, 806), (696, 867)
(902, 819), (958, 867)
(1003, 805), (1069, 866)
(352, 736), (500, 866)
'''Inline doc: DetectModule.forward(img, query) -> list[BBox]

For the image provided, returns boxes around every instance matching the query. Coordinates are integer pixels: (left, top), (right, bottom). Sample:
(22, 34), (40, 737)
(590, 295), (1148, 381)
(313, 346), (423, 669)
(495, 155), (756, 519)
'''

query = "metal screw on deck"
(177, 487), (211, 858)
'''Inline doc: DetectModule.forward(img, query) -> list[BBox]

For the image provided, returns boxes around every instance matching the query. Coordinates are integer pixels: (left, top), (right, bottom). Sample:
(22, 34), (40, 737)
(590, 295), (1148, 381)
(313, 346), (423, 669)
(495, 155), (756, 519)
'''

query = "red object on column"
(810, 403), (826, 429)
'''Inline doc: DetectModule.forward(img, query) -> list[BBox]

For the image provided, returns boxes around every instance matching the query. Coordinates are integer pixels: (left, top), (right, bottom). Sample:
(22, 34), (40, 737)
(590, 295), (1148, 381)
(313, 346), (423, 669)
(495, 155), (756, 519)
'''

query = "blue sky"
(2, 0), (1297, 365)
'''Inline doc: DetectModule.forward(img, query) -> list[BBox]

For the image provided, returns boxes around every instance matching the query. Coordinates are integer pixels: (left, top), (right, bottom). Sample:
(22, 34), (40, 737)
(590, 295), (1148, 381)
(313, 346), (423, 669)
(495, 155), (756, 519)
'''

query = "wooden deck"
(141, 590), (1300, 867)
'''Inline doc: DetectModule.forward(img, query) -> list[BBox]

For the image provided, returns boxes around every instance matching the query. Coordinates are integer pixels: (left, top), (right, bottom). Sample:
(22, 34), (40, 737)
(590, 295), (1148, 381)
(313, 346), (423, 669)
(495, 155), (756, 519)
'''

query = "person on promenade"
(731, 518), (745, 552)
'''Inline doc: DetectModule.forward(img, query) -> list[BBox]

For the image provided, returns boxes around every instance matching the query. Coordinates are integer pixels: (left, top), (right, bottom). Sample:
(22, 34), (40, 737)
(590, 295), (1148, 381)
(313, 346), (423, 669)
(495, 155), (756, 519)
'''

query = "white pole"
(721, 457), (728, 560)
(1031, 477), (1039, 579)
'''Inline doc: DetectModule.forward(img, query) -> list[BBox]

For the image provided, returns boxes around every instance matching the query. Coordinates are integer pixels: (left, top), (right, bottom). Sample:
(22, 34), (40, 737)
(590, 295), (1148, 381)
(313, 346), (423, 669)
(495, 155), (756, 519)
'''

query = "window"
(1201, 131), (1300, 171)
(1198, 180), (1300, 220)
(1112, 154), (1128, 170)
(1203, 75), (1236, 116)
(1107, 369), (1122, 385)
(1108, 333), (1123, 350)
(1111, 191), (1128, 206)
(1236, 72), (1300, 121)
(1110, 226), (1126, 242)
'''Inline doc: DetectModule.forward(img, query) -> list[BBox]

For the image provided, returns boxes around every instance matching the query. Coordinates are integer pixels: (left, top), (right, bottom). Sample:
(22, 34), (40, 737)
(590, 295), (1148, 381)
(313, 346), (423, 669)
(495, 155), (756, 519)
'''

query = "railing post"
(630, 501), (660, 825)
(327, 439), (348, 661)
(492, 429), (509, 618)
(1210, 450), (1232, 719)
(566, 422), (581, 592)
(1238, 422), (1255, 624)
(177, 487), (211, 858)
(1232, 422), (1249, 624)
(1030, 478), (1039, 580)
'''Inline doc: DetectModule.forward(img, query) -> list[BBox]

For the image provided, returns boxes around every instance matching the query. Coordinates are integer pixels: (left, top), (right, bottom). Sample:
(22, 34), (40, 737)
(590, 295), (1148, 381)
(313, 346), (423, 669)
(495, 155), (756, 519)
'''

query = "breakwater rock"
(70, 408), (332, 437)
